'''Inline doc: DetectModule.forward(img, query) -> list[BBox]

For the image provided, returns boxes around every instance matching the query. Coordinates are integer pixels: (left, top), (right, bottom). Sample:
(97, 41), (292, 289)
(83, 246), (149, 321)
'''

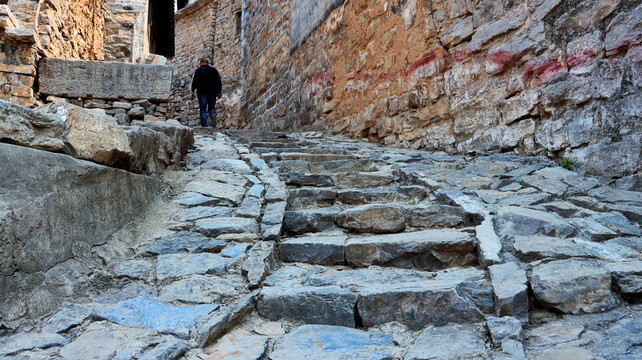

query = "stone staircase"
(1, 130), (641, 360)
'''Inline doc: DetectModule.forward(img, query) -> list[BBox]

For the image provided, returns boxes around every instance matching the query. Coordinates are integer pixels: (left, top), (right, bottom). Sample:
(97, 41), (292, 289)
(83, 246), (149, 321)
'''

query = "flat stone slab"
(345, 229), (476, 270)
(258, 286), (357, 327)
(531, 259), (618, 314)
(202, 159), (253, 174)
(283, 207), (340, 234)
(184, 181), (246, 205)
(337, 186), (428, 205)
(201, 329), (268, 360)
(178, 206), (234, 222)
(405, 324), (488, 360)
(496, 206), (576, 238)
(331, 169), (398, 188)
(489, 262), (529, 322)
(336, 204), (406, 233)
(194, 217), (259, 237)
(269, 325), (396, 360)
(261, 265), (491, 329)
(173, 192), (220, 207)
(43, 303), (98, 333)
(287, 187), (337, 209)
(513, 236), (591, 261)
(0, 332), (69, 356)
(156, 253), (229, 281)
(159, 275), (243, 304)
(94, 296), (218, 339)
(142, 231), (226, 256)
(280, 235), (346, 265)
(285, 172), (334, 187)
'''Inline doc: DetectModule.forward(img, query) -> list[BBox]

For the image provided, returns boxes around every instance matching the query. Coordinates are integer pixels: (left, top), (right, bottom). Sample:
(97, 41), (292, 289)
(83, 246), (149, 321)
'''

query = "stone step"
(287, 187), (337, 209)
(279, 229), (477, 270)
(336, 185), (428, 205)
(248, 141), (310, 149)
(252, 147), (345, 155)
(332, 169), (401, 188)
(279, 153), (355, 162)
(257, 265), (492, 330)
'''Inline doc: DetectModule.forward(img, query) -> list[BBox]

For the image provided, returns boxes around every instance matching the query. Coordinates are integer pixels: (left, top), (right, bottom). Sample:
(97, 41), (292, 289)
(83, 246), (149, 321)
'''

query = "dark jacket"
(191, 65), (222, 96)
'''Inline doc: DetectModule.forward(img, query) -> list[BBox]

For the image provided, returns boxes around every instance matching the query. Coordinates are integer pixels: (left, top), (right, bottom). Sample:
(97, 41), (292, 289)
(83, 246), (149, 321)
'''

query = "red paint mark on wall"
(301, 71), (335, 100)
(486, 50), (520, 75)
(567, 49), (599, 68)
(524, 57), (568, 86)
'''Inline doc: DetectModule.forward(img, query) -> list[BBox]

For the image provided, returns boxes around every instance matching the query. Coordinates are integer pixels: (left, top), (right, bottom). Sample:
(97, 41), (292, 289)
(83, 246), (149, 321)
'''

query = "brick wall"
(239, 0), (642, 177)
(169, 0), (216, 126)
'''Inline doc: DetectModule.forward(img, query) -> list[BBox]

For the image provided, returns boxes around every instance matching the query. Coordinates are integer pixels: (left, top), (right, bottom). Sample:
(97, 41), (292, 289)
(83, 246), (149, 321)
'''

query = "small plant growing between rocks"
(562, 157), (574, 169)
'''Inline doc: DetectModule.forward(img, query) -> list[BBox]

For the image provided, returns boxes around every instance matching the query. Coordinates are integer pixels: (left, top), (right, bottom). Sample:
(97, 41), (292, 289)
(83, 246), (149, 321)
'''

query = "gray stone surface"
(39, 58), (173, 101)
(236, 197), (262, 218)
(94, 296), (218, 339)
(156, 253), (229, 281)
(283, 207), (340, 234)
(408, 203), (469, 228)
(331, 169), (397, 188)
(489, 262), (529, 322)
(142, 231), (226, 256)
(0, 99), (69, 153)
(269, 325), (396, 360)
(0, 142), (163, 315)
(280, 235), (346, 265)
(42, 303), (97, 333)
(0, 332), (68, 356)
(118, 125), (175, 175)
(285, 172), (334, 187)
(113, 259), (153, 280)
(200, 329), (268, 360)
(531, 259), (618, 314)
(194, 217), (259, 237)
(184, 181), (246, 205)
(262, 201), (287, 225)
(173, 192), (220, 207)
(405, 324), (488, 360)
(258, 286), (357, 327)
(159, 275), (242, 304)
(336, 204), (406, 233)
(345, 229), (476, 269)
(513, 236), (590, 261)
(476, 217), (502, 265)
(487, 316), (524, 347)
(606, 261), (642, 301)
(287, 187), (337, 209)
(496, 206), (576, 238)
(202, 159), (253, 174)
(242, 241), (277, 288)
(138, 341), (189, 360)
(197, 291), (260, 347)
(178, 206), (234, 222)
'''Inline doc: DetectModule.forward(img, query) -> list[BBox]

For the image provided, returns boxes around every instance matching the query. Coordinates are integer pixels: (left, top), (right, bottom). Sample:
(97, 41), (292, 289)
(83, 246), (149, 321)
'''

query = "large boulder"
(117, 125), (175, 175)
(131, 120), (194, 160)
(38, 102), (131, 165)
(0, 99), (69, 153)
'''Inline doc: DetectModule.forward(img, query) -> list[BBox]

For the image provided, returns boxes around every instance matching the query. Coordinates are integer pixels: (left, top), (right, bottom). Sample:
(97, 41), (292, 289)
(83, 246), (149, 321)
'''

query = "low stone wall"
(44, 96), (170, 125)
(38, 58), (173, 101)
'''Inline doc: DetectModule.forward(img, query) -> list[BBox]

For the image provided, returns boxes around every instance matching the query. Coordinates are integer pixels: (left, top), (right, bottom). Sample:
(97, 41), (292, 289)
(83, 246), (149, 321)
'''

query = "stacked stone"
(0, 5), (38, 108)
(45, 96), (171, 125)
(104, 0), (147, 62)
(237, 0), (642, 178)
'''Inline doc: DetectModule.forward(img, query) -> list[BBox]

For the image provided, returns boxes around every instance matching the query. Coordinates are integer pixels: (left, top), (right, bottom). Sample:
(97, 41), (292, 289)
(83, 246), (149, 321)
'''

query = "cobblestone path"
(1, 130), (641, 359)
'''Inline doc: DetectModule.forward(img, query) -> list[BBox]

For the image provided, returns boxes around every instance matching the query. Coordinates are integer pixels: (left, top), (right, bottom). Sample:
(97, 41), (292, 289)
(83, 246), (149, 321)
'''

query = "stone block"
(489, 262), (529, 322)
(336, 204), (406, 233)
(280, 235), (346, 265)
(0, 99), (69, 153)
(39, 58), (173, 101)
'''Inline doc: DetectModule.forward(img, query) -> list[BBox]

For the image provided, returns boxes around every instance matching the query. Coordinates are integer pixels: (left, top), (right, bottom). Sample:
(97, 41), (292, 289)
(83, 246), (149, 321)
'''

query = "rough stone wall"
(240, 0), (642, 177)
(7, 0), (106, 60)
(241, 0), (291, 130)
(210, 0), (242, 126)
(0, 6), (38, 107)
(169, 0), (216, 126)
(104, 0), (147, 62)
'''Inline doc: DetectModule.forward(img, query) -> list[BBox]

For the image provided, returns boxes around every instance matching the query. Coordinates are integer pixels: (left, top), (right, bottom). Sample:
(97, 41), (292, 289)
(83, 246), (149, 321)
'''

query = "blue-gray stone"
(178, 206), (234, 222)
(0, 332), (69, 356)
(142, 231), (226, 256)
(280, 236), (346, 265)
(138, 341), (189, 360)
(94, 296), (218, 339)
(220, 243), (252, 258)
(43, 303), (98, 333)
(248, 184), (265, 198)
(594, 212), (641, 236)
(173, 192), (220, 207)
(156, 253), (228, 281)
(269, 325), (396, 360)
(194, 217), (259, 237)
(405, 324), (488, 359)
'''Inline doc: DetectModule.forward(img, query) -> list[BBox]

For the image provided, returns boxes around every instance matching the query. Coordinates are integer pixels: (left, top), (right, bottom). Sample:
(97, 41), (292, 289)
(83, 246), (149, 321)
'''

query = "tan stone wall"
(240, 0), (642, 177)
(104, 0), (147, 62)
(8, 0), (106, 60)
(169, 0), (216, 126)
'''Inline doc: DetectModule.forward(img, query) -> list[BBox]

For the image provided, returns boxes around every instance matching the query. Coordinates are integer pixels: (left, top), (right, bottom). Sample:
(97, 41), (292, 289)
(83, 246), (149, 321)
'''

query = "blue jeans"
(198, 94), (217, 127)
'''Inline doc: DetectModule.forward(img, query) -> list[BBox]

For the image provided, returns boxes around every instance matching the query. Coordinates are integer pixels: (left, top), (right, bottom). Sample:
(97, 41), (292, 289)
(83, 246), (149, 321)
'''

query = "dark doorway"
(148, 0), (175, 57)
(177, 0), (188, 10)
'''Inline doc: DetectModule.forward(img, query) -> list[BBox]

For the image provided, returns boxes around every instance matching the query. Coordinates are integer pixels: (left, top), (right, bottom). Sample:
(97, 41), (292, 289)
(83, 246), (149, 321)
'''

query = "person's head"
(199, 57), (210, 66)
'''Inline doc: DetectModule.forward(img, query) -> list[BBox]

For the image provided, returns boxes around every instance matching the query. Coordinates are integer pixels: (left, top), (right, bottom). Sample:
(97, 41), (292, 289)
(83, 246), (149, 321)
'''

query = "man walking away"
(190, 58), (222, 128)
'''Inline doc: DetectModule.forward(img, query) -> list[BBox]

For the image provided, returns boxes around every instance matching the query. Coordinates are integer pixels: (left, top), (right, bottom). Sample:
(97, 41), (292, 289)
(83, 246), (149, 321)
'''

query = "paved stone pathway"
(1, 130), (641, 359)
